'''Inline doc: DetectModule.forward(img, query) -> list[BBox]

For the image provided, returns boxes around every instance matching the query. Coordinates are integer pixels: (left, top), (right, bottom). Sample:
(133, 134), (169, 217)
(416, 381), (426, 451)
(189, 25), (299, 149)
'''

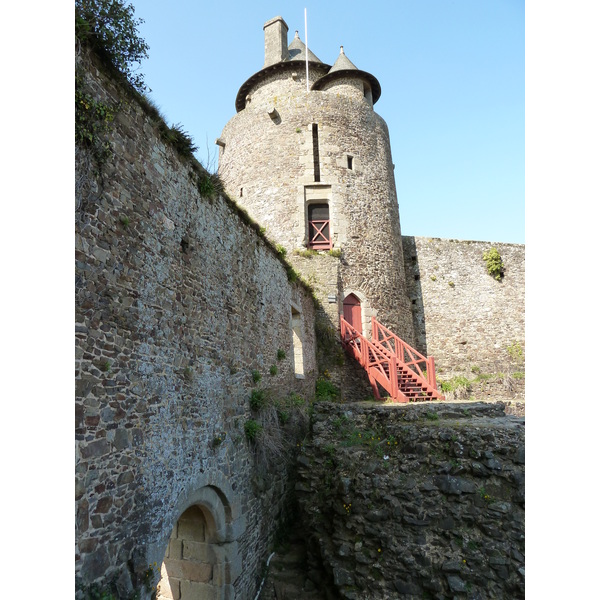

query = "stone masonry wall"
(76, 53), (317, 598)
(296, 401), (525, 599)
(403, 237), (525, 379)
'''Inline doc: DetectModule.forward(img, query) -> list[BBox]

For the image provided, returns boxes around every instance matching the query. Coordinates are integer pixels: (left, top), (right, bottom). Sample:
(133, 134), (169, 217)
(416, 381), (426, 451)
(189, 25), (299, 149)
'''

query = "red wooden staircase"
(340, 316), (444, 403)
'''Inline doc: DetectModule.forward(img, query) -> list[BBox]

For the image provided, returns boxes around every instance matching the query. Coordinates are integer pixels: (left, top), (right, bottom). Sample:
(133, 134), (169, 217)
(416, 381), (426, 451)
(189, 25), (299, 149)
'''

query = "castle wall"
(403, 237), (525, 377)
(219, 73), (415, 346)
(76, 54), (317, 598)
(296, 401), (525, 599)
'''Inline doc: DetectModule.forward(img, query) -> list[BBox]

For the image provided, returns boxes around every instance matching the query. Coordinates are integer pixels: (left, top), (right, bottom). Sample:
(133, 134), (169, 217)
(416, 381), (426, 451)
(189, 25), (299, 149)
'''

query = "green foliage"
(286, 265), (299, 282)
(250, 389), (267, 412)
(275, 244), (287, 258)
(244, 419), (263, 442)
(483, 247), (505, 281)
(315, 377), (340, 401)
(269, 364), (278, 376)
(507, 340), (524, 362)
(277, 349), (286, 361)
(448, 281), (455, 288)
(251, 369), (262, 383)
(439, 376), (471, 393)
(327, 248), (342, 258)
(426, 411), (439, 421)
(430, 275), (437, 281)
(100, 360), (111, 372)
(119, 214), (130, 228)
(211, 432), (226, 447)
(294, 248), (319, 258)
(76, 0), (149, 93)
(75, 76), (115, 164)
(195, 172), (220, 199)
(161, 123), (197, 158)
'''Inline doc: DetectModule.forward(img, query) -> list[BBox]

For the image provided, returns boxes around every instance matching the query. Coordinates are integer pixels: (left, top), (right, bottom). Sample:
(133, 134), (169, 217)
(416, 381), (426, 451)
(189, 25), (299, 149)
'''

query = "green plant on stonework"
(507, 340), (524, 362)
(315, 376), (340, 401)
(210, 431), (227, 448)
(275, 244), (287, 258)
(483, 247), (505, 281)
(119, 214), (130, 228)
(161, 123), (197, 158)
(244, 419), (262, 441)
(426, 411), (439, 421)
(76, 0), (149, 94)
(100, 360), (111, 372)
(439, 375), (471, 400)
(430, 275), (437, 281)
(75, 76), (115, 164)
(196, 172), (215, 198)
(250, 389), (267, 412)
(448, 281), (455, 288)
(277, 349), (286, 361)
(251, 369), (262, 383)
(269, 365), (278, 376)
(327, 248), (342, 258)
(286, 265), (299, 282)
(479, 487), (492, 503)
(294, 248), (319, 258)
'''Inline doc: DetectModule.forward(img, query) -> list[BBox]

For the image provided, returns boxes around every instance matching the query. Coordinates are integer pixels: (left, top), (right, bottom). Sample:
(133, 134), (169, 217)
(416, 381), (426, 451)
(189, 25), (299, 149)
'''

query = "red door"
(343, 294), (362, 333)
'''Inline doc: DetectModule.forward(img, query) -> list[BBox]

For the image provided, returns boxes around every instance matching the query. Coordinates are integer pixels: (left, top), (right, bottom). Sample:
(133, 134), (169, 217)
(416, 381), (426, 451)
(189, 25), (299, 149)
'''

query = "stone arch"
(341, 289), (377, 339)
(152, 479), (245, 600)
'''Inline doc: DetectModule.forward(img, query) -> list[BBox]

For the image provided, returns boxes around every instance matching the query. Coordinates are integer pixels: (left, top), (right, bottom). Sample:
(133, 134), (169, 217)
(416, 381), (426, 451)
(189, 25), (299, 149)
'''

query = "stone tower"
(218, 16), (415, 366)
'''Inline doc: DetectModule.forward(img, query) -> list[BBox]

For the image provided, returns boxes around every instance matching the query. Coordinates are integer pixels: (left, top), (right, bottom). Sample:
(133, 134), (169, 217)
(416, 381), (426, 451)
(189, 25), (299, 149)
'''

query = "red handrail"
(340, 316), (408, 402)
(371, 317), (439, 392)
(340, 315), (444, 403)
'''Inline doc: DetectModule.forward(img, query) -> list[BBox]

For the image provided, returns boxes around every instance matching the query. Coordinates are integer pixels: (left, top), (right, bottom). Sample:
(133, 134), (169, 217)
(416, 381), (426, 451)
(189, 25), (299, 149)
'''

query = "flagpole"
(305, 8), (309, 92)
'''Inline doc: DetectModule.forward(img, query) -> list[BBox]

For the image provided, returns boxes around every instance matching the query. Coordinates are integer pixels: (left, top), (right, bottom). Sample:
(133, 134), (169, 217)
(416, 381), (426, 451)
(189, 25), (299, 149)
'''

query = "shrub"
(269, 365), (278, 376)
(483, 247), (505, 281)
(76, 0), (149, 93)
(315, 377), (340, 401)
(244, 419), (262, 442)
(251, 369), (262, 383)
(250, 389), (267, 412)
(277, 349), (286, 361)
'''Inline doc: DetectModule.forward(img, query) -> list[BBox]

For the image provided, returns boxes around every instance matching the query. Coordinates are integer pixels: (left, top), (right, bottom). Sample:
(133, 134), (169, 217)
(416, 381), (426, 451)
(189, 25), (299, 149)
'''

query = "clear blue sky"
(133, 0), (524, 243)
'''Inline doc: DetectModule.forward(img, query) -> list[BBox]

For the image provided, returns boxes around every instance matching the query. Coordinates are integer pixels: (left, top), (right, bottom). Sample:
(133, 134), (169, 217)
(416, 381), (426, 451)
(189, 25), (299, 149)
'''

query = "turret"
(218, 17), (416, 394)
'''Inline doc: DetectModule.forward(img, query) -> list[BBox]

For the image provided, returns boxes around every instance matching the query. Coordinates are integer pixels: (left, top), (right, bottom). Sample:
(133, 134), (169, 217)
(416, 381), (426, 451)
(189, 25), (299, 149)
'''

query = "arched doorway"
(343, 293), (362, 333)
(156, 486), (241, 600)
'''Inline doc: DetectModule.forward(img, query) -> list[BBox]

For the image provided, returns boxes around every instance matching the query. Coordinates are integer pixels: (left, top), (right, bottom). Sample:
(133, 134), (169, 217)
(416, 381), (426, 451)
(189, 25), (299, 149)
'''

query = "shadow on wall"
(402, 236), (428, 357)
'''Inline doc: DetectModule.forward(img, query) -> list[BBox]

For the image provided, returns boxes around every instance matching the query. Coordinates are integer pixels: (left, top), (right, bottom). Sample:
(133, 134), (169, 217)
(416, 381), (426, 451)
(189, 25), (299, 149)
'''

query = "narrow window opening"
(240, 187), (243, 197)
(347, 155), (353, 170)
(312, 123), (321, 182)
(308, 203), (332, 250)
(291, 308), (304, 377)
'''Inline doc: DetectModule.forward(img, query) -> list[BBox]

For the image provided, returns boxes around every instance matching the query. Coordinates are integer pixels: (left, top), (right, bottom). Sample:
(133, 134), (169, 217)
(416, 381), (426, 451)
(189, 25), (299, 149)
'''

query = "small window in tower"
(308, 203), (332, 250)
(347, 155), (354, 170)
(312, 123), (321, 182)
(240, 187), (243, 197)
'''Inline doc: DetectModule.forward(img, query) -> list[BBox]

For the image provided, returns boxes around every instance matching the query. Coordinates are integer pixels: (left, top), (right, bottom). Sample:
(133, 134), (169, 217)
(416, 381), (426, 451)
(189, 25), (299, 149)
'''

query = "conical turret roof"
(328, 46), (359, 72)
(311, 46), (381, 104)
(288, 30), (323, 63)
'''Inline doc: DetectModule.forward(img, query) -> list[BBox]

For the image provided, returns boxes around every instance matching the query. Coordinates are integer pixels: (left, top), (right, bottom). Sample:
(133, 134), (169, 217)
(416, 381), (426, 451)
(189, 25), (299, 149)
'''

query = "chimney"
(263, 16), (289, 67)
